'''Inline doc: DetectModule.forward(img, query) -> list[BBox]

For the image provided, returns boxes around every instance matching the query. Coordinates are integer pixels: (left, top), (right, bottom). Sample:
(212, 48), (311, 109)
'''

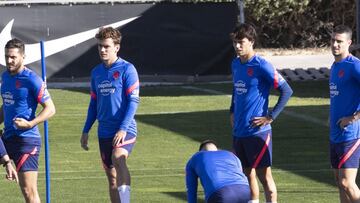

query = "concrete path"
(262, 54), (333, 70)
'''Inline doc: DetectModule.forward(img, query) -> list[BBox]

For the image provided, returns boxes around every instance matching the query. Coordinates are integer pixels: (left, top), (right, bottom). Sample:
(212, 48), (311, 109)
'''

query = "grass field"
(0, 80), (348, 202)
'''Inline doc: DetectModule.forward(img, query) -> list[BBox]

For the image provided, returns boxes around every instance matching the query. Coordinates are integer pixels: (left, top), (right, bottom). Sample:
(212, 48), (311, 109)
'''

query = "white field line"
(183, 86), (327, 126)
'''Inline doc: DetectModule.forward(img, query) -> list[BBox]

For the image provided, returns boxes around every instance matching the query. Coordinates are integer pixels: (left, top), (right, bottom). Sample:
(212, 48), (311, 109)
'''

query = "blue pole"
(40, 41), (51, 203)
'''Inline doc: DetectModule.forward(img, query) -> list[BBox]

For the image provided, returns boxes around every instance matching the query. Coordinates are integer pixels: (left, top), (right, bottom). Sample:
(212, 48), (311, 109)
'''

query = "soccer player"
(0, 135), (18, 183)
(229, 23), (293, 203)
(185, 140), (250, 203)
(329, 25), (360, 202)
(1, 38), (56, 203)
(81, 27), (140, 203)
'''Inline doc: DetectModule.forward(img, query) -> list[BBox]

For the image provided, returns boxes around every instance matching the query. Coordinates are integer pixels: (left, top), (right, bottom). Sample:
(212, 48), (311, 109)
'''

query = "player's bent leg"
(104, 167), (120, 203)
(256, 167), (277, 202)
(244, 167), (260, 201)
(338, 168), (360, 203)
(18, 171), (40, 203)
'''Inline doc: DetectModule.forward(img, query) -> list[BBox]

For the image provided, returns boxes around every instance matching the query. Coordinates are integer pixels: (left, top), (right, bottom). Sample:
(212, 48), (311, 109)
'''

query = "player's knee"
(339, 178), (353, 191)
(21, 186), (39, 202)
(111, 154), (127, 167)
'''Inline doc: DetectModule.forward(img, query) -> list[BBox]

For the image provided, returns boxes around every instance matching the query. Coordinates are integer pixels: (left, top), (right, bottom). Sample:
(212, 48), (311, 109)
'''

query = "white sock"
(118, 185), (130, 203)
(248, 200), (259, 203)
(266, 202), (277, 203)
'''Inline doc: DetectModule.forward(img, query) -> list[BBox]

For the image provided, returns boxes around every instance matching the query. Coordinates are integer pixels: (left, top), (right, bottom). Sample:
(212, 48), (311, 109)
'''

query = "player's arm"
(0, 135), (18, 182)
(13, 99), (56, 129)
(252, 63), (293, 127)
(337, 62), (360, 129)
(229, 89), (235, 128)
(113, 66), (140, 146)
(0, 105), (3, 125)
(185, 161), (198, 203)
(81, 76), (98, 150)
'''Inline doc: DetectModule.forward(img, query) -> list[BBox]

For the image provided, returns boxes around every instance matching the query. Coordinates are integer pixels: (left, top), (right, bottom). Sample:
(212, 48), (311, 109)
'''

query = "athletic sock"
(248, 200), (259, 203)
(118, 185), (130, 203)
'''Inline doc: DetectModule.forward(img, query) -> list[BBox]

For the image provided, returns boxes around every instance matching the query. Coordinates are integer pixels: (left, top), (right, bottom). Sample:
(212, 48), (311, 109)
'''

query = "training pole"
(40, 41), (51, 203)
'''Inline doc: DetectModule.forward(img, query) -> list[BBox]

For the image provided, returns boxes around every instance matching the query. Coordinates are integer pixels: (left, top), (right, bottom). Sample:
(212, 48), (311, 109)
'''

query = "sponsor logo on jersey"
(329, 83), (339, 97)
(2, 92), (14, 105)
(98, 80), (115, 96)
(234, 80), (247, 95)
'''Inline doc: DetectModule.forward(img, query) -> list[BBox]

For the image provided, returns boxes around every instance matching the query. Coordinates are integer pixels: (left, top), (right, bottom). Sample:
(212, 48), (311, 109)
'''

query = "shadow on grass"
(136, 104), (337, 201)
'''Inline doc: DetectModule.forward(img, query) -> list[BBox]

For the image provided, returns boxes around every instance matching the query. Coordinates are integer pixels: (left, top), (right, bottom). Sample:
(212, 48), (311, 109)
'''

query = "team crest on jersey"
(234, 80), (247, 95)
(113, 71), (120, 80)
(98, 80), (115, 96)
(329, 83), (339, 98)
(15, 80), (21, 88)
(247, 68), (254, 76)
(338, 69), (344, 78)
(2, 92), (14, 106)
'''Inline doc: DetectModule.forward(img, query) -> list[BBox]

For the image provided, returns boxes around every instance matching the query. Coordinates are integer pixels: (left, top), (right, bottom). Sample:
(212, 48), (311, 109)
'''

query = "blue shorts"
(233, 130), (272, 168)
(207, 184), (251, 203)
(2, 136), (41, 172)
(98, 133), (136, 169)
(330, 139), (360, 169)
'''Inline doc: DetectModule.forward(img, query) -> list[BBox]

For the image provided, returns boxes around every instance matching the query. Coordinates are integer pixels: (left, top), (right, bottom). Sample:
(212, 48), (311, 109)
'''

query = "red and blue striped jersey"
(1, 67), (50, 139)
(329, 55), (360, 143)
(230, 55), (287, 137)
(83, 57), (140, 138)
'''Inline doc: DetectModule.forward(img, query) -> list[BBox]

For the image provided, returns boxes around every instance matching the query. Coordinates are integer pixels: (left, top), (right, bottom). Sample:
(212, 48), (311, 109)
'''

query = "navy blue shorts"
(207, 184), (251, 203)
(233, 130), (272, 168)
(2, 136), (41, 172)
(330, 139), (360, 169)
(98, 132), (136, 169)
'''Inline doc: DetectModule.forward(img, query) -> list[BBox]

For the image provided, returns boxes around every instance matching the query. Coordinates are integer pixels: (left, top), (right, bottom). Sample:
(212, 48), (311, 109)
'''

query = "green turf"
(0, 80), (347, 202)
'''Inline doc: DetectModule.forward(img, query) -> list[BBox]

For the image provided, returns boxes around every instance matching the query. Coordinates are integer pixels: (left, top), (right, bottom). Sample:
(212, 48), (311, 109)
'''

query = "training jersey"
(329, 55), (360, 143)
(82, 57), (140, 139)
(1, 67), (50, 139)
(186, 150), (249, 203)
(230, 54), (287, 137)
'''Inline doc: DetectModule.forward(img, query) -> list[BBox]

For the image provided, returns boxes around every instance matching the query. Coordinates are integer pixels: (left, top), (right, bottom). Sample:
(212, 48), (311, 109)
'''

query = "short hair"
(230, 23), (257, 43)
(5, 38), (25, 54)
(95, 27), (122, 45)
(198, 140), (217, 151)
(333, 25), (352, 40)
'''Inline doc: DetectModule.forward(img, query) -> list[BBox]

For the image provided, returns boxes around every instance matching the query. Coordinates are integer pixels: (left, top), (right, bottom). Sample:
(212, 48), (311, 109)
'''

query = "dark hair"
(198, 140), (217, 151)
(5, 38), (25, 54)
(333, 25), (352, 40)
(230, 23), (257, 43)
(95, 27), (122, 44)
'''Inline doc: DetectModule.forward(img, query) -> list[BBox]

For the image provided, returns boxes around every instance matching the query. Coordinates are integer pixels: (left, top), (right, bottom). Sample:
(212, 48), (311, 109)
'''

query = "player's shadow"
(136, 104), (338, 201)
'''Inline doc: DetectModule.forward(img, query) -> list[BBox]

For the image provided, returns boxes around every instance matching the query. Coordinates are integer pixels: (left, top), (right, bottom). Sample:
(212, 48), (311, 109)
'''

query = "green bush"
(243, 0), (356, 48)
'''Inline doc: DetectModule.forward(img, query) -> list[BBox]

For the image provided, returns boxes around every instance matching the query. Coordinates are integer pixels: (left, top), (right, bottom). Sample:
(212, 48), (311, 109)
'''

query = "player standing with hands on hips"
(329, 25), (360, 203)
(229, 24), (293, 203)
(81, 27), (140, 203)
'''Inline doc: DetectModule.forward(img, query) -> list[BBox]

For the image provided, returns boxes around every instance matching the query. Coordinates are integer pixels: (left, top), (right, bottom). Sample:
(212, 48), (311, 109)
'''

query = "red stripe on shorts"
(338, 139), (360, 169)
(16, 147), (38, 172)
(252, 133), (271, 169)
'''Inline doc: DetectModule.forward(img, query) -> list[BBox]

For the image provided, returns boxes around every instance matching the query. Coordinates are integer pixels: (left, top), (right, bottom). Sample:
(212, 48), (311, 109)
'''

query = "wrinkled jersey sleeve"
(31, 74), (51, 104)
(261, 62), (292, 119)
(119, 65), (140, 131)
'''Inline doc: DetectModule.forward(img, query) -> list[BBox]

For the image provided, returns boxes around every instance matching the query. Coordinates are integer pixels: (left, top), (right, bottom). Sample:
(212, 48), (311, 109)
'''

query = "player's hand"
(5, 161), (18, 183)
(13, 118), (33, 129)
(337, 116), (356, 129)
(251, 116), (273, 128)
(80, 133), (89, 151)
(113, 130), (127, 147)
